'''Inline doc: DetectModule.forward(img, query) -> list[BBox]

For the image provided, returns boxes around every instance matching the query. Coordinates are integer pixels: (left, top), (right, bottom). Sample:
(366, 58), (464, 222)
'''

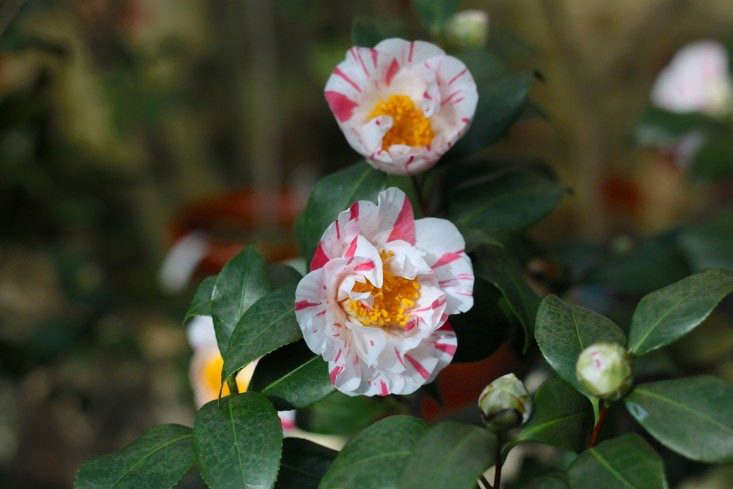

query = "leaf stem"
(227, 377), (240, 396)
(479, 474), (493, 488)
(589, 402), (609, 447)
(493, 437), (503, 488)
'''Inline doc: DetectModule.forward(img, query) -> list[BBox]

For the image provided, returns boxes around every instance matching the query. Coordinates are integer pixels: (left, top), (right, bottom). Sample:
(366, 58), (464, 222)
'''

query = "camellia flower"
(324, 38), (478, 175)
(187, 315), (295, 428)
(651, 40), (733, 116)
(294, 187), (474, 396)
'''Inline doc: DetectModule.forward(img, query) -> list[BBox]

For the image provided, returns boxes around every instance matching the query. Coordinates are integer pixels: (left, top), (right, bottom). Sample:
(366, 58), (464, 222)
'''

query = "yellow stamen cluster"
(369, 94), (435, 150)
(344, 250), (421, 329)
(202, 354), (248, 397)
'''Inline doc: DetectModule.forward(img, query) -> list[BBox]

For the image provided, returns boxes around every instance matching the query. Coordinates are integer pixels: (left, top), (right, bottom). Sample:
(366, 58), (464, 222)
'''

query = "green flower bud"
(445, 10), (489, 49)
(478, 373), (532, 431)
(576, 342), (633, 400)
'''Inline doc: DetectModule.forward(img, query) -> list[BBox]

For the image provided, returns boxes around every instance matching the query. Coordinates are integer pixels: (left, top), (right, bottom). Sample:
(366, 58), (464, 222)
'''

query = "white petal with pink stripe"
(295, 187), (473, 396)
(324, 39), (478, 175)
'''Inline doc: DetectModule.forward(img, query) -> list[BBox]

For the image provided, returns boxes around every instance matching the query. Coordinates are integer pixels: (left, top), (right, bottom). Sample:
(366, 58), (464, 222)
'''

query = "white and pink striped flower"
(651, 40), (733, 116)
(324, 39), (478, 175)
(294, 187), (474, 396)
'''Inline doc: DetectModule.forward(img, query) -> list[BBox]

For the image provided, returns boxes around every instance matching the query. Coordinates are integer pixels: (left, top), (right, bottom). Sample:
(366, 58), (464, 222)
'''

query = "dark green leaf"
(184, 276), (216, 324)
(625, 376), (733, 463)
(627, 269), (733, 355)
(512, 377), (592, 453)
(636, 105), (719, 140)
(450, 71), (533, 156)
(352, 16), (408, 46)
(398, 421), (497, 489)
(267, 264), (302, 289)
(74, 424), (194, 489)
(448, 167), (565, 234)
(474, 245), (541, 348)
(222, 287), (301, 382)
(319, 415), (427, 489)
(276, 438), (337, 489)
(295, 162), (387, 263)
(451, 278), (517, 362)
(691, 135), (733, 181)
(211, 246), (270, 352)
(567, 434), (668, 489)
(535, 295), (626, 394)
(411, 0), (459, 34)
(298, 392), (404, 436)
(584, 234), (690, 296)
(250, 341), (333, 410)
(523, 473), (569, 489)
(193, 393), (282, 489)
(678, 208), (733, 271)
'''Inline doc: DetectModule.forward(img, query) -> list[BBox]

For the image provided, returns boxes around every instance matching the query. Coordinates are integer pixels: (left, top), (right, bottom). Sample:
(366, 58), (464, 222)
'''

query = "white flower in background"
(187, 316), (295, 428)
(159, 232), (209, 294)
(445, 10), (490, 49)
(294, 187), (474, 396)
(651, 40), (733, 116)
(324, 39), (478, 175)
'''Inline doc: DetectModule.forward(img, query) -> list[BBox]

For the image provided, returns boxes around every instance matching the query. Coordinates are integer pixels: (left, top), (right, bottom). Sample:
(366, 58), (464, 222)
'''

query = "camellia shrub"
(74, 2), (733, 489)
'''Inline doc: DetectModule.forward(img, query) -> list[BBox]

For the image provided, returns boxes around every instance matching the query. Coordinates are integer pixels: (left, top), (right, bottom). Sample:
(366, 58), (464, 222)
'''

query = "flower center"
(369, 94), (435, 150)
(203, 354), (248, 397)
(343, 250), (421, 329)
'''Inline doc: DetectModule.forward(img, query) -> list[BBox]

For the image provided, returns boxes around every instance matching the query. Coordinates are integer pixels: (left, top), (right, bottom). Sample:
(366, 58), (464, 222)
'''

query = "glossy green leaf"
(276, 438), (336, 489)
(267, 263), (302, 289)
(628, 269), (733, 355)
(448, 167), (565, 235)
(398, 421), (497, 489)
(351, 16), (408, 46)
(295, 162), (387, 263)
(74, 424), (194, 489)
(222, 286), (301, 382)
(625, 376), (733, 463)
(184, 276), (216, 324)
(411, 0), (458, 34)
(450, 71), (533, 156)
(474, 245), (541, 347)
(193, 393), (282, 489)
(250, 341), (333, 410)
(298, 391), (404, 436)
(512, 377), (592, 453)
(211, 246), (270, 352)
(678, 208), (733, 271)
(319, 415), (427, 489)
(636, 105), (718, 140)
(535, 295), (626, 393)
(567, 434), (668, 489)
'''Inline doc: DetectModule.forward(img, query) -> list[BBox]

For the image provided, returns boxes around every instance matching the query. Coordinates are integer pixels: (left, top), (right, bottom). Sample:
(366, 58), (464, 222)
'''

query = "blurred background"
(1, 1), (733, 488)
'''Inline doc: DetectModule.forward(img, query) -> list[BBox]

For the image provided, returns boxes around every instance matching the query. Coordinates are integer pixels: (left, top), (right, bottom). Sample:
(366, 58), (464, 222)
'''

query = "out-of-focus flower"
(187, 316), (296, 428)
(651, 40), (733, 116)
(576, 342), (633, 400)
(159, 232), (210, 294)
(295, 187), (474, 396)
(478, 373), (532, 431)
(445, 10), (489, 49)
(324, 39), (478, 175)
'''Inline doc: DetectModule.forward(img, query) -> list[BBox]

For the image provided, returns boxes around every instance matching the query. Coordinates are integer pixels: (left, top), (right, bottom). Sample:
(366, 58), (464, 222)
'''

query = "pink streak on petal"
(315, 310), (326, 317)
(329, 366), (343, 384)
(354, 261), (375, 272)
(423, 90), (432, 100)
(344, 236), (358, 259)
(335, 219), (341, 239)
(350, 202), (360, 220)
(352, 48), (369, 77)
(324, 91), (359, 122)
(434, 342), (457, 355)
(334, 349), (342, 364)
(380, 380), (389, 396)
(371, 48), (378, 68)
(387, 195), (416, 244)
(438, 321), (453, 332)
(408, 41), (415, 63)
(295, 300), (321, 311)
(462, 117), (471, 123)
(332, 67), (362, 92)
(385, 58), (400, 86)
(442, 90), (461, 106)
(405, 354), (431, 380)
(448, 68), (467, 85)
(310, 242), (330, 270)
(432, 250), (465, 269)
(456, 273), (473, 280)
(395, 348), (406, 367)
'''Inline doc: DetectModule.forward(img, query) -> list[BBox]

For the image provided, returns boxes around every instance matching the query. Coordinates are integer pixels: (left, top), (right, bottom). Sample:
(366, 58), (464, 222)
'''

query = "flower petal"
(415, 217), (474, 314)
(374, 187), (416, 246)
(373, 39), (445, 65)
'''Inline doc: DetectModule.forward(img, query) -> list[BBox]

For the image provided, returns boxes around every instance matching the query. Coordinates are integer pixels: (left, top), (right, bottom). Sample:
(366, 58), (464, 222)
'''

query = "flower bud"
(478, 373), (532, 431)
(445, 10), (489, 49)
(576, 342), (633, 400)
